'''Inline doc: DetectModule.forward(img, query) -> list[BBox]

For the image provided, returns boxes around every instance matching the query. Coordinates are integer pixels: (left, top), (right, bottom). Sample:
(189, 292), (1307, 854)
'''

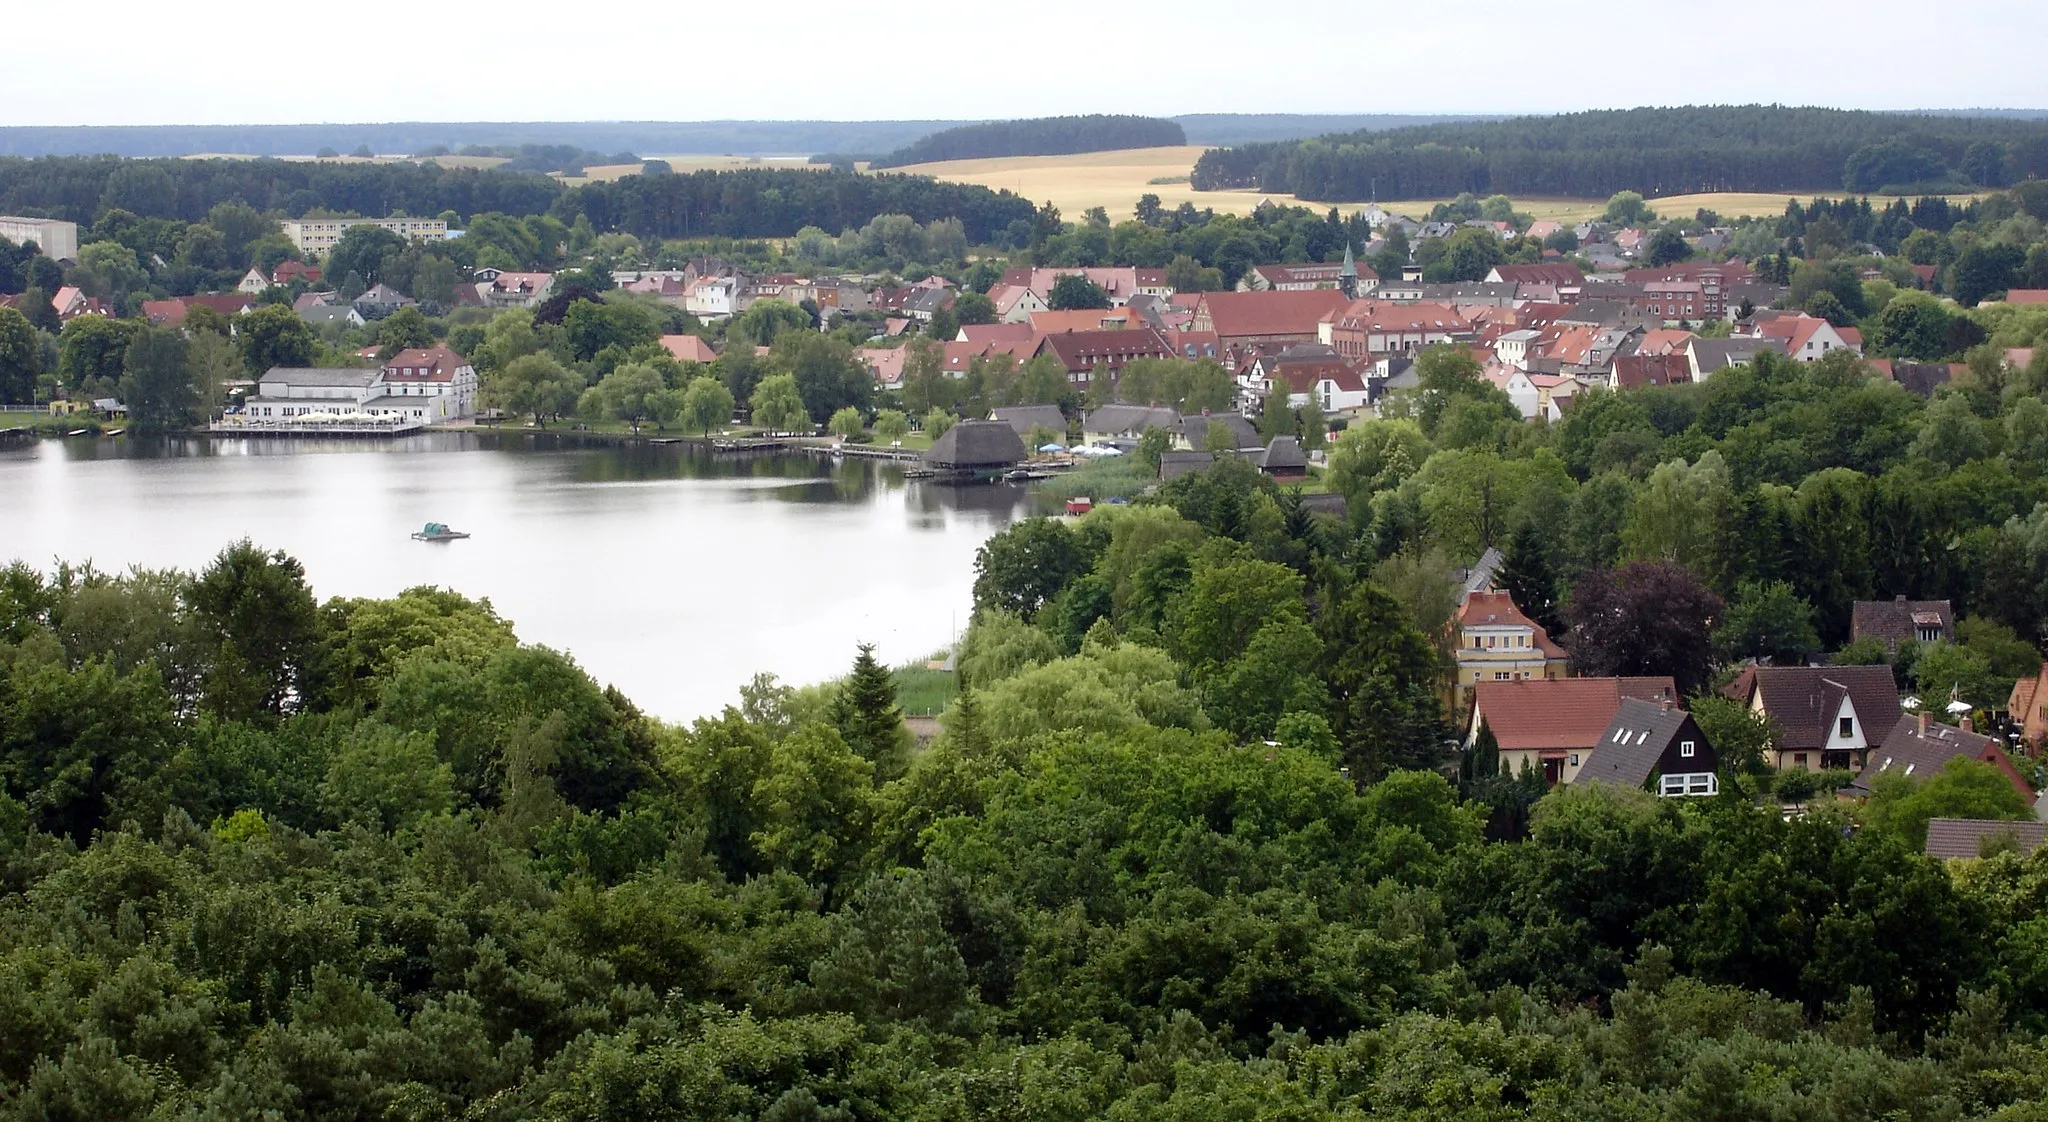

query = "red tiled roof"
(1458, 590), (1567, 658)
(659, 334), (717, 363)
(1472, 677), (1680, 751)
(1035, 327), (1173, 373)
(1269, 359), (1367, 394)
(381, 346), (470, 381)
(1612, 353), (1692, 388)
(2006, 290), (2048, 304)
(1030, 308), (1139, 333)
(1195, 290), (1353, 339)
(1493, 263), (1585, 287)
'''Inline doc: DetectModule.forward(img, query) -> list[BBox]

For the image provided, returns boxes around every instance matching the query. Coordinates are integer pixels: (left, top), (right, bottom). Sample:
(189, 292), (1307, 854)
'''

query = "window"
(1659, 773), (1717, 796)
(1568, 753), (1579, 766)
(1838, 716), (1853, 739)
(1679, 740), (1695, 758)
(1794, 753), (1808, 768)
(1495, 672), (1511, 680)
(1917, 626), (1941, 643)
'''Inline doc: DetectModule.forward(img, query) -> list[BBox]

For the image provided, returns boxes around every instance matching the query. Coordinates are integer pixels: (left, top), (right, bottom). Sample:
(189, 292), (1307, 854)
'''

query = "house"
(1454, 590), (1569, 702)
(1687, 336), (1789, 380)
(856, 347), (908, 391)
(904, 286), (956, 323)
(1610, 353), (1691, 389)
(479, 271), (554, 310)
(1728, 664), (1903, 772)
(272, 260), (321, 287)
(237, 267), (272, 295)
(301, 302), (365, 329)
(1753, 313), (1861, 361)
(1158, 450), (1216, 480)
(1324, 301), (1470, 360)
(1871, 360), (1961, 397)
(51, 285), (108, 320)
(141, 293), (256, 328)
(1488, 263), (1585, 293)
(685, 276), (739, 320)
(353, 284), (415, 319)
(1190, 290), (1355, 347)
(1082, 404), (1180, 444)
(1851, 596), (1954, 656)
(1255, 354), (1372, 416)
(996, 266), (1162, 307)
(1175, 411), (1258, 450)
(1851, 712), (2034, 802)
(0, 216), (79, 262)
(2009, 663), (2048, 752)
(990, 404), (1066, 440)
(1241, 259), (1378, 294)
(1924, 818), (2048, 860)
(1029, 308), (1142, 334)
(959, 322), (1040, 358)
(239, 367), (383, 419)
(1034, 328), (1175, 386)
(1467, 677), (1680, 785)
(923, 420), (1025, 472)
(2002, 290), (2048, 305)
(1573, 698), (1720, 797)
(368, 346), (479, 422)
(659, 335), (719, 364)
(1257, 435), (1307, 480)
(990, 284), (1050, 323)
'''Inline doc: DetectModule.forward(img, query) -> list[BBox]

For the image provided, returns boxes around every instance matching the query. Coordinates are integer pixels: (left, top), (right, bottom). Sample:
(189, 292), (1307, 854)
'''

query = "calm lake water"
(0, 432), (1032, 721)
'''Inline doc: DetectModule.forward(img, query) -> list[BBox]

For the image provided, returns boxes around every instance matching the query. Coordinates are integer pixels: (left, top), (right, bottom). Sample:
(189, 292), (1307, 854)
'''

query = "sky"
(15, 0), (2048, 127)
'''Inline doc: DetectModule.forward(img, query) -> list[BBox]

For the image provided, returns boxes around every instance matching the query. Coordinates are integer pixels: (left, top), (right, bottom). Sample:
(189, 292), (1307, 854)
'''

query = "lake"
(0, 432), (1032, 721)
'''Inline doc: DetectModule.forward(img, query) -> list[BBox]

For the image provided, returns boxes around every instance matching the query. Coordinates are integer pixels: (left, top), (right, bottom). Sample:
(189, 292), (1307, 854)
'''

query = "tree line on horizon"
(1192, 105), (2048, 201)
(866, 115), (1188, 169)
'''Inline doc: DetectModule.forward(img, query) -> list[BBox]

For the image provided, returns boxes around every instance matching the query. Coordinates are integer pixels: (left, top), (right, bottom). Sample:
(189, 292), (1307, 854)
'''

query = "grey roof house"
(1924, 818), (2048, 860)
(1177, 412), (1257, 450)
(1082, 404), (1180, 440)
(990, 404), (1066, 439)
(1850, 597), (1954, 656)
(1572, 698), (1719, 796)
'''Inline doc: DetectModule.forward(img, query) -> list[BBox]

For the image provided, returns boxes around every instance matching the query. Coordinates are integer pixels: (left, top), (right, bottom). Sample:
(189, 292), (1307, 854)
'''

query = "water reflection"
(0, 432), (1028, 719)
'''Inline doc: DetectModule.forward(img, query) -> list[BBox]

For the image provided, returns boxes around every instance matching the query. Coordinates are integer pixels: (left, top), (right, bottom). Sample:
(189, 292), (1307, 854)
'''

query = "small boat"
(67, 428), (87, 437)
(410, 522), (470, 542)
(104, 428), (125, 437)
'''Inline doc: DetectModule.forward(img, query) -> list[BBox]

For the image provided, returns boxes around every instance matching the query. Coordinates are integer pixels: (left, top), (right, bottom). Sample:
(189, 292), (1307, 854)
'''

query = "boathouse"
(923, 421), (1025, 474)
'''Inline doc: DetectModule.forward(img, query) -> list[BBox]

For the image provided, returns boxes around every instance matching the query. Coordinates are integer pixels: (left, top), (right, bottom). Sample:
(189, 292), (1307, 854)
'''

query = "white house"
(241, 346), (478, 423)
(686, 276), (738, 320)
(237, 267), (272, 295)
(1495, 329), (1540, 371)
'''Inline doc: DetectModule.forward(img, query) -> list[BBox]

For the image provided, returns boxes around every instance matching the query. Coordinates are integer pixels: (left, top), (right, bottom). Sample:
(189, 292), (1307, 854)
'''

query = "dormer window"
(1917, 626), (1940, 643)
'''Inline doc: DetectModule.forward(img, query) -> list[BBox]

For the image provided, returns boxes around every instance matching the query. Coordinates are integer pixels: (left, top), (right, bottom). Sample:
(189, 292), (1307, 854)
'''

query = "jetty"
(208, 416), (425, 438)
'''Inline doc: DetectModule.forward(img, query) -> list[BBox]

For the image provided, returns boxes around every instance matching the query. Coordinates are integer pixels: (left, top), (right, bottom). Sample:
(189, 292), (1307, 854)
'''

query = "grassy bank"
(1034, 456), (1154, 502)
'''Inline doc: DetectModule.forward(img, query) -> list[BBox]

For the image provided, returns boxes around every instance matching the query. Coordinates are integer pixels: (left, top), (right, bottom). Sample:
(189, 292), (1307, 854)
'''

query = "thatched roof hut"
(925, 420), (1026, 470)
(1258, 435), (1308, 479)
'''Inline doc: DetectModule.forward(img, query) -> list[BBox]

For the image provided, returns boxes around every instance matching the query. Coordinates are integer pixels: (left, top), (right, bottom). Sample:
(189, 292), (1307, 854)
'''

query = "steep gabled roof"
(1258, 435), (1307, 471)
(990, 404), (1065, 437)
(660, 334), (718, 363)
(1578, 698), (1702, 789)
(1747, 664), (1903, 751)
(1472, 677), (1680, 752)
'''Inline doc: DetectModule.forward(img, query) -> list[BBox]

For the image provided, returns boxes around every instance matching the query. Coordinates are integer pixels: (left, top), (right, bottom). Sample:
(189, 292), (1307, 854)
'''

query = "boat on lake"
(410, 522), (470, 541)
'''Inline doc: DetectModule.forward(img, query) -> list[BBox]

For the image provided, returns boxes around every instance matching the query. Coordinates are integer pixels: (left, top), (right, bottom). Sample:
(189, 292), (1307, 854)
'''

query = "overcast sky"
(18, 0), (2048, 127)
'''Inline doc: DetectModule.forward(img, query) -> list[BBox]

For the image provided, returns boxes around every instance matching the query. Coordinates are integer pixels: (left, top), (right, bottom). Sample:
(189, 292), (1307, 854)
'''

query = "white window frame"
(1679, 740), (1695, 758)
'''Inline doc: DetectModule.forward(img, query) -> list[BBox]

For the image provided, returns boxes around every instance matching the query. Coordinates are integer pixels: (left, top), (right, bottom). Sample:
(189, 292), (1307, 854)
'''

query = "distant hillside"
(0, 121), (962, 160)
(1192, 105), (2048, 201)
(1171, 113), (1501, 147)
(868, 116), (1186, 169)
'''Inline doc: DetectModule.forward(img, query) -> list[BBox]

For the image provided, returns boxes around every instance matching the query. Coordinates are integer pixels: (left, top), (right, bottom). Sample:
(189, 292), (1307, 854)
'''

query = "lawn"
(891, 659), (958, 717)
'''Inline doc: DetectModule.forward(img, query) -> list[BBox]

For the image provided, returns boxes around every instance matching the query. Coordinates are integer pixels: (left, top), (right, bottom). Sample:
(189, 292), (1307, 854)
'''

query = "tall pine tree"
(834, 643), (906, 781)
(1497, 522), (1562, 637)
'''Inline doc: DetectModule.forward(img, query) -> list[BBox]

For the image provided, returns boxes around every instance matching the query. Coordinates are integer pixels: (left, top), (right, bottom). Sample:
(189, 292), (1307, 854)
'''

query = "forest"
(7, 429), (2048, 1115)
(867, 116), (1188, 169)
(0, 157), (1033, 247)
(1190, 106), (2048, 201)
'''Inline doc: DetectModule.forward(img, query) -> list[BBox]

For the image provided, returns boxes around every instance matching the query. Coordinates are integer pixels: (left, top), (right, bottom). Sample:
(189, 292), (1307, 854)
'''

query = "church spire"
(1339, 242), (1357, 299)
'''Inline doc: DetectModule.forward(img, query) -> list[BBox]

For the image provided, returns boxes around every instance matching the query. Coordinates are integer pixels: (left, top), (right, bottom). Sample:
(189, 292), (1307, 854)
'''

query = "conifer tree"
(1498, 522), (1562, 636)
(834, 643), (905, 780)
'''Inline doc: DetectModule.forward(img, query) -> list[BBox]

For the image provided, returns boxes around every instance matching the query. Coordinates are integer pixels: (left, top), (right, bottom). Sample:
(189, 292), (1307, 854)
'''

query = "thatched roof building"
(925, 420), (1026, 470)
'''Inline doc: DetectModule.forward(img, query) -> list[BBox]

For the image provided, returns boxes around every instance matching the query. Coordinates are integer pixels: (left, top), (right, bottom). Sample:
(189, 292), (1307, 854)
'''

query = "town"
(7, 99), (2048, 1116)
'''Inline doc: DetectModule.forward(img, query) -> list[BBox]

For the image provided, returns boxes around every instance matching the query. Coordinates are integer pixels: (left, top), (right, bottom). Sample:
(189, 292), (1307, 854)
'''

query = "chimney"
(1896, 594), (1907, 603)
(1660, 698), (1673, 712)
(1962, 716), (1974, 733)
(1917, 711), (1928, 736)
